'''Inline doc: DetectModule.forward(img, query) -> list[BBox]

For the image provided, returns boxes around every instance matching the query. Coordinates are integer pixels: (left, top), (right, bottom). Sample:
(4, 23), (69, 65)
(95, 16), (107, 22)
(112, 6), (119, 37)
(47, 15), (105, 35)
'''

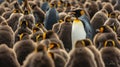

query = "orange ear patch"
(100, 27), (104, 33)
(80, 10), (85, 15)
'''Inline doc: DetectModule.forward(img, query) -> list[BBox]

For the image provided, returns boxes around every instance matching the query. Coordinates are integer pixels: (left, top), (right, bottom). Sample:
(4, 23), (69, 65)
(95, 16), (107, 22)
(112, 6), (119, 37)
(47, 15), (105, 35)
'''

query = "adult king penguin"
(78, 8), (94, 40)
(71, 8), (94, 47)
(71, 8), (86, 48)
(44, 0), (59, 30)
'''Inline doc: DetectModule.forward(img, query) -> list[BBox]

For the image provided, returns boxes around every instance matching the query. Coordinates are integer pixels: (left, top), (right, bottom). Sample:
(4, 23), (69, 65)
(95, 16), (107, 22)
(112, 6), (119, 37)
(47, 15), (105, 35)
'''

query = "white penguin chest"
(72, 21), (86, 46)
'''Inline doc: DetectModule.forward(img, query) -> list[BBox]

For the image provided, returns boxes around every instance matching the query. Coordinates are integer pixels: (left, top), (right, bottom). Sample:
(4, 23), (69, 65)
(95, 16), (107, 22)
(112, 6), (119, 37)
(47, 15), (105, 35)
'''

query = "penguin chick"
(93, 25), (120, 49)
(65, 47), (97, 67)
(114, 0), (120, 11)
(102, 3), (114, 15)
(0, 21), (14, 36)
(2, 10), (12, 20)
(22, 44), (55, 67)
(7, 11), (23, 31)
(84, 1), (99, 19)
(41, 0), (50, 13)
(14, 20), (32, 43)
(104, 11), (120, 34)
(0, 44), (20, 67)
(44, 0), (59, 30)
(74, 39), (105, 67)
(110, 0), (117, 6)
(58, 15), (72, 52)
(0, 6), (6, 16)
(31, 4), (45, 24)
(18, 9), (35, 30)
(48, 42), (69, 62)
(52, 12), (67, 33)
(100, 40), (120, 67)
(48, 52), (66, 67)
(90, 9), (108, 34)
(13, 33), (36, 65)
(0, 24), (14, 48)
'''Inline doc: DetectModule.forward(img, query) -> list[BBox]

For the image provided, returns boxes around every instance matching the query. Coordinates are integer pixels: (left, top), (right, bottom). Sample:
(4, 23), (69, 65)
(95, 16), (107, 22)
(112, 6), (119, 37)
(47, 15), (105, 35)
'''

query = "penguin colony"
(0, 0), (120, 67)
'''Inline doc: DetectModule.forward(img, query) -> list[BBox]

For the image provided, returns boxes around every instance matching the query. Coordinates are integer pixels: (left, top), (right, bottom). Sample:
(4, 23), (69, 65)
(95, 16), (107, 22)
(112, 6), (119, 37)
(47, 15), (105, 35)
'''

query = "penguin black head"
(31, 4), (37, 9)
(65, 1), (71, 7)
(23, 9), (30, 15)
(13, 9), (21, 13)
(64, 15), (72, 22)
(13, 2), (23, 13)
(109, 12), (119, 18)
(43, 30), (59, 39)
(96, 25), (113, 33)
(20, 19), (28, 28)
(19, 33), (29, 40)
(48, 42), (60, 50)
(104, 40), (115, 47)
(50, 0), (57, 8)
(74, 39), (92, 48)
(71, 8), (85, 18)
(32, 26), (41, 33)
(35, 44), (47, 52)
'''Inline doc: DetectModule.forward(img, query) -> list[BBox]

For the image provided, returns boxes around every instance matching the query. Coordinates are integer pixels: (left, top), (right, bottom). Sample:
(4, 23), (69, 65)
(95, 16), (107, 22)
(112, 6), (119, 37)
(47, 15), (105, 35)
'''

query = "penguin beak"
(96, 29), (100, 33)
(96, 27), (104, 33)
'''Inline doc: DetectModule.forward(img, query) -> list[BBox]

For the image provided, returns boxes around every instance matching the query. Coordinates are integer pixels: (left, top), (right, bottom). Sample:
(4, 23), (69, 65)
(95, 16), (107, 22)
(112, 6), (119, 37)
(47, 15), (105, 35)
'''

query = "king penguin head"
(71, 8), (85, 18)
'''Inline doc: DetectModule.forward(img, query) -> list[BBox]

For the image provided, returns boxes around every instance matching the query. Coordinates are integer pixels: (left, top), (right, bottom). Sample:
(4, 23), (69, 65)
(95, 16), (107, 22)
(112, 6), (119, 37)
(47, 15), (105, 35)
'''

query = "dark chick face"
(20, 20), (28, 27)
(36, 34), (43, 42)
(104, 40), (115, 47)
(75, 39), (92, 48)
